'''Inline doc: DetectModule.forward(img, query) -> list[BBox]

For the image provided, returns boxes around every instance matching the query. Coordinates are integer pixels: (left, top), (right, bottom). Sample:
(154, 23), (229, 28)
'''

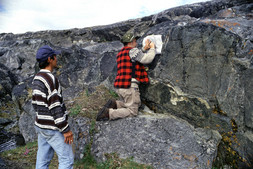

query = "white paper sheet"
(142, 35), (163, 54)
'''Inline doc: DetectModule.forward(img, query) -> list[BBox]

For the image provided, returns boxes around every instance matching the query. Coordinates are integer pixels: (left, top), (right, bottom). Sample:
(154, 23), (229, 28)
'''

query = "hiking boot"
(96, 107), (109, 121)
(104, 99), (117, 109)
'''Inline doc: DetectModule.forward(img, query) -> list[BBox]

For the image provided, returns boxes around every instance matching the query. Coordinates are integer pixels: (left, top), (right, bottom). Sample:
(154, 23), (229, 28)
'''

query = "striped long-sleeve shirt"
(32, 69), (70, 133)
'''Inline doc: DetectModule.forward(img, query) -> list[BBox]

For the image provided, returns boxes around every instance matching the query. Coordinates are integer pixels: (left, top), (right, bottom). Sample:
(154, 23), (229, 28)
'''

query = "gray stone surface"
(18, 101), (37, 143)
(0, 64), (17, 103)
(92, 114), (221, 169)
(69, 117), (91, 160)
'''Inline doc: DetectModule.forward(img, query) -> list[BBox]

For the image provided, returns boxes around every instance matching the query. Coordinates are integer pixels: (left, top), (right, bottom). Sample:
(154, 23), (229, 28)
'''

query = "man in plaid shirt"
(97, 32), (156, 121)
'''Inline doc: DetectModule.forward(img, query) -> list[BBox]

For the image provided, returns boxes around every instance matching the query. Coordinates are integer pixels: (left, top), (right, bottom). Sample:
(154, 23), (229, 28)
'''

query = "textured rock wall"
(0, 0), (252, 168)
(93, 114), (221, 169)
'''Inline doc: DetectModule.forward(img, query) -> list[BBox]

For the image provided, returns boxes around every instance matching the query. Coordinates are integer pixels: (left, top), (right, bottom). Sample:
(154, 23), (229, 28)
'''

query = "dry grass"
(67, 85), (118, 119)
(0, 141), (58, 169)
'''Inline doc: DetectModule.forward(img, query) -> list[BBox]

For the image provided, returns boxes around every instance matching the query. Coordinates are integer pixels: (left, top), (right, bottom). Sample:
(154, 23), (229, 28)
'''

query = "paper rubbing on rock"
(142, 35), (163, 54)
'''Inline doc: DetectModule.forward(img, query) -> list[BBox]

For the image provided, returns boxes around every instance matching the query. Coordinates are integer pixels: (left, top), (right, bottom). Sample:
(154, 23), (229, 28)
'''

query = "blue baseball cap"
(36, 45), (60, 62)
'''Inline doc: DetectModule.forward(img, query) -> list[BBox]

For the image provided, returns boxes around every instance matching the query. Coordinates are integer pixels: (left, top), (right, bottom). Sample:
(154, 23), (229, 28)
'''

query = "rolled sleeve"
(129, 48), (156, 64)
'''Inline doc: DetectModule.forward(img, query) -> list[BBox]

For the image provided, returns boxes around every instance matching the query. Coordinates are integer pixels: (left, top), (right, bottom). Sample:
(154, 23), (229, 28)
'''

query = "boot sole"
(105, 99), (117, 109)
(96, 106), (109, 121)
(96, 99), (114, 121)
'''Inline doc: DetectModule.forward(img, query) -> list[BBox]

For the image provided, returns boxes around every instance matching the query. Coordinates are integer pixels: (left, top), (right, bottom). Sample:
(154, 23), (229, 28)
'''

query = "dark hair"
(123, 42), (129, 46)
(38, 55), (55, 69)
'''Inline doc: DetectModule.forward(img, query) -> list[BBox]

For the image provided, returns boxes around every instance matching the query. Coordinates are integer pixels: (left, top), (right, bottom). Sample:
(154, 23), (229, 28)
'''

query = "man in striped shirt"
(32, 45), (74, 169)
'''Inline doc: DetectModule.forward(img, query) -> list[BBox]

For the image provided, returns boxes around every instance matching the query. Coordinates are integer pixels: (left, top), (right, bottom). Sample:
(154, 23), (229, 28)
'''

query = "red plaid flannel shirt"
(114, 46), (149, 88)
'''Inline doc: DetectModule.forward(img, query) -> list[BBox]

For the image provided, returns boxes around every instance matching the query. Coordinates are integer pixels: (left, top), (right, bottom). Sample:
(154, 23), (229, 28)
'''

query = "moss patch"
(0, 101), (17, 118)
(212, 119), (250, 168)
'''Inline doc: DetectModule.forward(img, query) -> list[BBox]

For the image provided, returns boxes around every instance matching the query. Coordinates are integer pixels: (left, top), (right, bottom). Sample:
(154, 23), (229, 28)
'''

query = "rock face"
(0, 64), (17, 105)
(0, 0), (252, 168)
(93, 114), (221, 169)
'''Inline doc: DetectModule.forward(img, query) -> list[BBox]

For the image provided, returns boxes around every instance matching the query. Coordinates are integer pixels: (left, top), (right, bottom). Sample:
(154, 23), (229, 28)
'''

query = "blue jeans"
(35, 126), (74, 169)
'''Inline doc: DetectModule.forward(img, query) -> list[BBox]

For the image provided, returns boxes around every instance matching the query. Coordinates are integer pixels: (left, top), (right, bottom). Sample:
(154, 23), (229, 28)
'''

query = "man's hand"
(149, 41), (155, 49)
(63, 130), (73, 144)
(144, 39), (155, 50)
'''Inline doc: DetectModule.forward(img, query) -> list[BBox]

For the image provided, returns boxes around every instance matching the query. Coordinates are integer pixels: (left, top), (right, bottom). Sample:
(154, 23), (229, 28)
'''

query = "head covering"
(121, 32), (140, 43)
(36, 45), (60, 62)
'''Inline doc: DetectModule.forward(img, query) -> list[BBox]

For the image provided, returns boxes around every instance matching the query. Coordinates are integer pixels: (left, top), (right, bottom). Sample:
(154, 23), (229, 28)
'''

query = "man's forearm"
(139, 48), (156, 64)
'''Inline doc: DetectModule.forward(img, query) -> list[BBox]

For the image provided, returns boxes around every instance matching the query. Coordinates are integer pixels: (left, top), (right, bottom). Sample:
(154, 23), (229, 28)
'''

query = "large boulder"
(69, 117), (91, 160)
(92, 114), (221, 169)
(18, 101), (37, 143)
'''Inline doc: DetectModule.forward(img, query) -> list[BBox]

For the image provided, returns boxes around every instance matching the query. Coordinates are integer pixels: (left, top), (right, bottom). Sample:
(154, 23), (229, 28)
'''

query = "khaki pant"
(109, 86), (141, 120)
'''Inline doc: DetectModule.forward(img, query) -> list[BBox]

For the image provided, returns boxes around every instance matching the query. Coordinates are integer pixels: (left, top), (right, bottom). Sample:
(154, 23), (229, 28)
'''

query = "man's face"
(50, 55), (57, 68)
(130, 39), (137, 47)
